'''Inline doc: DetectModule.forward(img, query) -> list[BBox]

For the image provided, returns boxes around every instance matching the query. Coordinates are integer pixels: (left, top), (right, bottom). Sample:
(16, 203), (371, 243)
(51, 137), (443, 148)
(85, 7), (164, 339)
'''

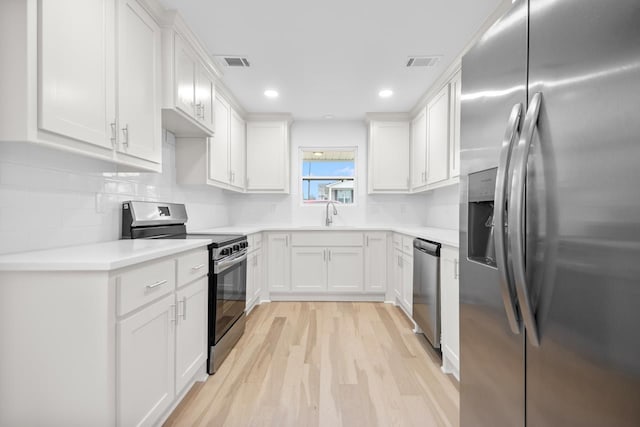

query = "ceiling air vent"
(214, 56), (250, 67)
(406, 56), (440, 68)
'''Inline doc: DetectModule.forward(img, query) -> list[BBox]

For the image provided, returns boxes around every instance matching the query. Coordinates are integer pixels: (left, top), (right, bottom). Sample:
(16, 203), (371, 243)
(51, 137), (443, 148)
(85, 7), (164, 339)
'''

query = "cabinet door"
(411, 109), (428, 190)
(174, 34), (196, 117)
(327, 247), (364, 292)
(449, 71), (461, 178)
(393, 249), (403, 301)
(175, 277), (207, 394)
(195, 64), (215, 131)
(402, 253), (413, 314)
(426, 85), (450, 185)
(39, 0), (113, 149)
(230, 109), (246, 189)
(254, 249), (263, 301)
(364, 232), (387, 292)
(440, 246), (459, 374)
(118, 294), (175, 427)
(267, 233), (291, 291)
(369, 121), (410, 192)
(291, 247), (327, 292)
(246, 252), (255, 311)
(209, 96), (230, 183)
(117, 0), (161, 163)
(246, 122), (288, 192)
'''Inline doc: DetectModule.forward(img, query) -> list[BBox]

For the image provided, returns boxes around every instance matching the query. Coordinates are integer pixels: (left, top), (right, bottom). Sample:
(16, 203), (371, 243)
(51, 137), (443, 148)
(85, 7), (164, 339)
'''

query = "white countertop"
(192, 225), (459, 248)
(0, 239), (212, 272)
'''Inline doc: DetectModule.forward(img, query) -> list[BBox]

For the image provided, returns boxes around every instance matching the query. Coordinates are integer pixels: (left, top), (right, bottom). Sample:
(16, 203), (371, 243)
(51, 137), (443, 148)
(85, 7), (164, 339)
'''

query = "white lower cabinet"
(327, 247), (364, 292)
(392, 234), (414, 316)
(440, 245), (460, 379)
(118, 294), (176, 427)
(267, 233), (291, 291)
(116, 248), (209, 427)
(246, 233), (263, 312)
(291, 247), (328, 292)
(175, 277), (208, 394)
(364, 232), (387, 293)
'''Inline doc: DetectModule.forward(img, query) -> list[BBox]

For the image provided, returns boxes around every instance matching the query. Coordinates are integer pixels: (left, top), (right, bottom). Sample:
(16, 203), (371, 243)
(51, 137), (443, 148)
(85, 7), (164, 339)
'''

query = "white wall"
(229, 120), (430, 226)
(0, 132), (230, 255)
(421, 183), (460, 230)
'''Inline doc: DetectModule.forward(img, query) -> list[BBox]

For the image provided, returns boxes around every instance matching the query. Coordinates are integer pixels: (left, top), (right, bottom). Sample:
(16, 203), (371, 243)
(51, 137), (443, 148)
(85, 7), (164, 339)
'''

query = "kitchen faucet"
(325, 202), (338, 226)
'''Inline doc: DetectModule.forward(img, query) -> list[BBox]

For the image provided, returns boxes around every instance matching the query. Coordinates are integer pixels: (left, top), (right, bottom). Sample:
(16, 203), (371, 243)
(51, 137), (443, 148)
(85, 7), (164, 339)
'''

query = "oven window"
(214, 257), (247, 341)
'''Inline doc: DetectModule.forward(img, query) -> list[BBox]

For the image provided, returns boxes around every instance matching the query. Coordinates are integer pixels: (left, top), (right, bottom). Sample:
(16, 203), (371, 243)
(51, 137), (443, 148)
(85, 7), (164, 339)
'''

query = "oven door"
(211, 251), (247, 343)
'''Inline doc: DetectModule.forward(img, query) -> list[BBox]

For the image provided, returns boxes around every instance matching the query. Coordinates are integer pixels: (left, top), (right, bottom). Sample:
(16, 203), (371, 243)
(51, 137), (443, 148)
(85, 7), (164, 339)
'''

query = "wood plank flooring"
(164, 302), (459, 427)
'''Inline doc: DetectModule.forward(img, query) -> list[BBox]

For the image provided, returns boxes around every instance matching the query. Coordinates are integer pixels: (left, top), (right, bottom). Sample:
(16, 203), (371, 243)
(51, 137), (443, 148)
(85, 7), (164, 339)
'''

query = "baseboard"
(269, 292), (386, 302)
(157, 361), (207, 426)
(441, 345), (460, 381)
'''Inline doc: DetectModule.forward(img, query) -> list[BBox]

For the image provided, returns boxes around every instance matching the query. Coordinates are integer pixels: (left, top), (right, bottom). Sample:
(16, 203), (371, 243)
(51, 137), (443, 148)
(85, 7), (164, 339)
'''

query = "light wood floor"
(164, 302), (459, 427)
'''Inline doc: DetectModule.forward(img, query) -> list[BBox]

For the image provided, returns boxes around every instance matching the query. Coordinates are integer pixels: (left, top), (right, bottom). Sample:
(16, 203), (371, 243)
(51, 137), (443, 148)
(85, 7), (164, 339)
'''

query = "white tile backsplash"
(0, 132), (230, 255)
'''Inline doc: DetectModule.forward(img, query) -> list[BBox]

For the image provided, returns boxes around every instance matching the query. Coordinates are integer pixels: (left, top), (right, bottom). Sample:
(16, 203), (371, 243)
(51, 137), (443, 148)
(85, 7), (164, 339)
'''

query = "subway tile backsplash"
(0, 131), (230, 255)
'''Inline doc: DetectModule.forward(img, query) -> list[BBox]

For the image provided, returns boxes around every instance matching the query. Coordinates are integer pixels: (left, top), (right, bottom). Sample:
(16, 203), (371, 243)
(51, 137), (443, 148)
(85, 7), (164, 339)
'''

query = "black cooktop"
(157, 233), (246, 247)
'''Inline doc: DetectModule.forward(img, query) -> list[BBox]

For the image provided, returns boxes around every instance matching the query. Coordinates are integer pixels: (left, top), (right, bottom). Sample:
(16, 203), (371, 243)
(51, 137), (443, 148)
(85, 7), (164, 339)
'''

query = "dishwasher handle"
(413, 238), (441, 257)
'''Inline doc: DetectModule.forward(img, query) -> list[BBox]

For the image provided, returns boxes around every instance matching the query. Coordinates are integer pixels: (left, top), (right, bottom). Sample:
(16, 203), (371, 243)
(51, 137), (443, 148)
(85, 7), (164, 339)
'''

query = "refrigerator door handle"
(509, 92), (543, 347)
(494, 102), (523, 335)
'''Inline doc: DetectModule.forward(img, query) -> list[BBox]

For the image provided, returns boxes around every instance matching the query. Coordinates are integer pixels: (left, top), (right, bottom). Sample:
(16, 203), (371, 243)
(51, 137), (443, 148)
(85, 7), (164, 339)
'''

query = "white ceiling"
(160, 0), (504, 120)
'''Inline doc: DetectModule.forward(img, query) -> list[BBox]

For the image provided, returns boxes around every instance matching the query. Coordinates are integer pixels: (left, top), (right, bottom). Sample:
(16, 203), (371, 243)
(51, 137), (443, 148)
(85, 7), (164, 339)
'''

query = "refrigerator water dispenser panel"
(468, 168), (498, 267)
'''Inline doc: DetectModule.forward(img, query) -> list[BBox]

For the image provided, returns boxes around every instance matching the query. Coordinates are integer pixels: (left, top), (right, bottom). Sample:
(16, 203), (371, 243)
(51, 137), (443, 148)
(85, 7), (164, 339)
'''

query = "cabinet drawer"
(402, 236), (414, 254)
(291, 232), (363, 247)
(118, 258), (176, 316)
(177, 249), (209, 288)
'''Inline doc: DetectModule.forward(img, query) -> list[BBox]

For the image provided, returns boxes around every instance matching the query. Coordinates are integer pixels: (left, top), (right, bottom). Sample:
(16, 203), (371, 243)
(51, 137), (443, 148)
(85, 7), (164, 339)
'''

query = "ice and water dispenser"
(468, 168), (499, 267)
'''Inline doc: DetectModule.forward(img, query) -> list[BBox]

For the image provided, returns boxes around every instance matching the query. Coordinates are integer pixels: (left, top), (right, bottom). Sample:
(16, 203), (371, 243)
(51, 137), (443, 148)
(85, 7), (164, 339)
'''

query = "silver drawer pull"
(147, 279), (167, 289)
(191, 264), (205, 271)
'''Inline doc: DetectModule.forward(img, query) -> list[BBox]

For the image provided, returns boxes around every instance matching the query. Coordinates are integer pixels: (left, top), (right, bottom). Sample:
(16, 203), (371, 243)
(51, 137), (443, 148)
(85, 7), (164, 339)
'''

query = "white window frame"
(299, 146), (358, 207)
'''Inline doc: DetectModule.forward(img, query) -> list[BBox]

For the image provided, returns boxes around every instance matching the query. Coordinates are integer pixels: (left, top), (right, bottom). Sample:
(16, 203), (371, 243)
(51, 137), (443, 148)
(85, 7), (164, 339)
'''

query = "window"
(301, 150), (356, 205)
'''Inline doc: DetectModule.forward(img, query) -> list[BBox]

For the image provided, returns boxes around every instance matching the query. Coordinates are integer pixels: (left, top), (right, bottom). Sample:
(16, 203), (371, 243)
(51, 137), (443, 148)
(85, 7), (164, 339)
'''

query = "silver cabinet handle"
(494, 102), (523, 335)
(170, 304), (176, 323)
(454, 259), (459, 280)
(509, 92), (543, 347)
(285, 235), (289, 246)
(191, 264), (205, 271)
(180, 296), (187, 320)
(110, 121), (117, 146)
(323, 249), (326, 262)
(121, 124), (129, 147)
(366, 236), (369, 246)
(147, 279), (167, 289)
(328, 250), (331, 261)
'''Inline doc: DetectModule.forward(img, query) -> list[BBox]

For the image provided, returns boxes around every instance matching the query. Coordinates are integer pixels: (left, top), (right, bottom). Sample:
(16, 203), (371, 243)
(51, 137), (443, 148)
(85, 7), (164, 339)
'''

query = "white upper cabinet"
(160, 13), (219, 137)
(209, 96), (230, 184)
(410, 108), (428, 191)
(246, 120), (290, 193)
(368, 120), (410, 193)
(116, 0), (161, 163)
(230, 110), (246, 190)
(0, 0), (162, 171)
(426, 84), (450, 185)
(39, 0), (113, 150)
(449, 70), (462, 178)
(175, 94), (245, 192)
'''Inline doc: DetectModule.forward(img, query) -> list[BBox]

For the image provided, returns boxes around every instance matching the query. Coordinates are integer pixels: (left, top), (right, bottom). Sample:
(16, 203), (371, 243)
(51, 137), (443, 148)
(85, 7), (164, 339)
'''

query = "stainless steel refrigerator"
(459, 0), (640, 425)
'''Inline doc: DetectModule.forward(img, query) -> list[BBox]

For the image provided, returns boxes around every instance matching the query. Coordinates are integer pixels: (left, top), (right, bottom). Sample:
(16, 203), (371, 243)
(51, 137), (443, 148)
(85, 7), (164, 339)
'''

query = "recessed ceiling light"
(264, 89), (279, 98)
(379, 89), (393, 98)
(313, 152), (324, 157)
(323, 114), (334, 120)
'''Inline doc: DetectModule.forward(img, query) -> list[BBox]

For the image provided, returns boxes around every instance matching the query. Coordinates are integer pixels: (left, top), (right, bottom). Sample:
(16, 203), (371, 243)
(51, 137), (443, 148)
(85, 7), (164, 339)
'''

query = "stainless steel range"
(121, 201), (247, 374)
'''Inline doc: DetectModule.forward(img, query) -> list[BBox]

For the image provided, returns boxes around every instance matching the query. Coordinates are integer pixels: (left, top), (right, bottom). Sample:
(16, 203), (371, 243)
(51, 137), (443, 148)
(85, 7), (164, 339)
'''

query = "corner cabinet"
(246, 120), (291, 193)
(174, 94), (246, 193)
(160, 13), (218, 137)
(440, 245), (460, 380)
(368, 120), (410, 193)
(0, 0), (163, 172)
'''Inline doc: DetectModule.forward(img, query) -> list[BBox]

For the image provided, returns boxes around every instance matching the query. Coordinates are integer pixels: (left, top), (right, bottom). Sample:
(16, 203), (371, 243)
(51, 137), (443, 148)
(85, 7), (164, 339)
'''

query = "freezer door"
(525, 0), (640, 425)
(459, 1), (528, 426)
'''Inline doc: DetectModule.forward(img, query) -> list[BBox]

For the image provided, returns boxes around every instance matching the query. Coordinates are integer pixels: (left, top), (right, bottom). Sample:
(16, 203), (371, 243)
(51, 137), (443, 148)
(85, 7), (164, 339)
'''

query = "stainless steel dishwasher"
(413, 238), (442, 350)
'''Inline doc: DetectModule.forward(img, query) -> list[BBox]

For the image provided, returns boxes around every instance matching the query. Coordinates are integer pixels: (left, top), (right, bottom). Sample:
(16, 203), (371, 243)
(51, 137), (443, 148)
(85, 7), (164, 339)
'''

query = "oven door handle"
(214, 251), (248, 274)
